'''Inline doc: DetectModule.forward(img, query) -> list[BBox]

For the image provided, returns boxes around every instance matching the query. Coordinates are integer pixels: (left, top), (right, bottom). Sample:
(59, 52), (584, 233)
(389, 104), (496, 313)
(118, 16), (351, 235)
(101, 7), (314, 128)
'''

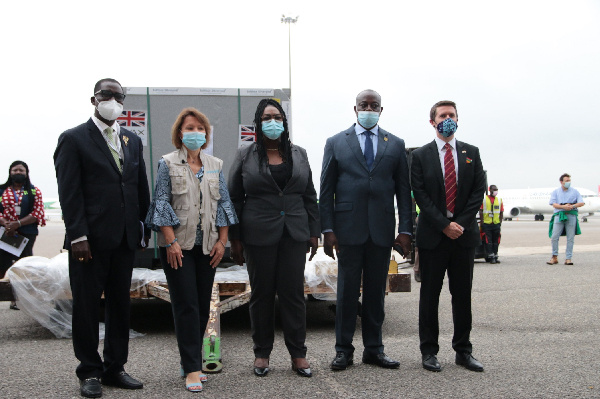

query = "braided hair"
(253, 99), (292, 168)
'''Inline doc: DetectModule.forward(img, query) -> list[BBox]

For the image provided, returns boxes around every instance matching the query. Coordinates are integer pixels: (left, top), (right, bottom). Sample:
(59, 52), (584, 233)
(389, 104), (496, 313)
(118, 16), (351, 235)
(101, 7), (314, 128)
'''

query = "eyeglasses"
(94, 90), (126, 101)
(261, 114), (284, 122)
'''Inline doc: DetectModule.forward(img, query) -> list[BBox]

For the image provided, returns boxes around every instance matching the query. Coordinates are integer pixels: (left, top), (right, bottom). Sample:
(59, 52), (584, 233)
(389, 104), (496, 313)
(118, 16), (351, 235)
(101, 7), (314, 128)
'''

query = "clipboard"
(0, 226), (29, 257)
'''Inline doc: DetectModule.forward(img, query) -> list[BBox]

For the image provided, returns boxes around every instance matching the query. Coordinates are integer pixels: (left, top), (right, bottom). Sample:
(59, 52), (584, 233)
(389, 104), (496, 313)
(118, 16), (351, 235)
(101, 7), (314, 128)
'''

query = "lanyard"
(11, 187), (23, 205)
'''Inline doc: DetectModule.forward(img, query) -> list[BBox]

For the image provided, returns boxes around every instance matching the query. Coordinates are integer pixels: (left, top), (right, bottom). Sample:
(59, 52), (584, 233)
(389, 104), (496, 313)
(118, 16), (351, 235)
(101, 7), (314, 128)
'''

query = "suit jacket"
(319, 124), (412, 247)
(228, 143), (320, 246)
(411, 139), (485, 250)
(54, 118), (151, 251)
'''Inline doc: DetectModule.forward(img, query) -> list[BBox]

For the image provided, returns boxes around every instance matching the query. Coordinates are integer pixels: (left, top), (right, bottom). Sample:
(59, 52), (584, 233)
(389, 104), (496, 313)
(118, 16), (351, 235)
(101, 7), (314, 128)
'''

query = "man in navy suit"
(411, 100), (486, 373)
(54, 78), (150, 398)
(320, 89), (412, 370)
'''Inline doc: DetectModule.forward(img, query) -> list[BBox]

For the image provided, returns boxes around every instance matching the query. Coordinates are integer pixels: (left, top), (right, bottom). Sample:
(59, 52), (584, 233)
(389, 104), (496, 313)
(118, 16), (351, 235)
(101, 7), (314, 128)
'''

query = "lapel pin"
(123, 136), (129, 146)
(462, 150), (466, 153)
(384, 136), (388, 141)
(466, 157), (472, 163)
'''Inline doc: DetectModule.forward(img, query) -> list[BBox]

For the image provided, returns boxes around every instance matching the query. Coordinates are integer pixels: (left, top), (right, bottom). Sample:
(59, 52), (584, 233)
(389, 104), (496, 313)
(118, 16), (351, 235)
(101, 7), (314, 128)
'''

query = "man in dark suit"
(411, 100), (486, 373)
(320, 89), (412, 370)
(54, 78), (150, 398)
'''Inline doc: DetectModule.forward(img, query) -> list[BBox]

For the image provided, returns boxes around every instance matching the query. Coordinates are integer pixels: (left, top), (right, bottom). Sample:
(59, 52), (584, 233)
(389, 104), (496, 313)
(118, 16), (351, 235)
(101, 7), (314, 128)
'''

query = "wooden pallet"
(1, 272), (410, 373)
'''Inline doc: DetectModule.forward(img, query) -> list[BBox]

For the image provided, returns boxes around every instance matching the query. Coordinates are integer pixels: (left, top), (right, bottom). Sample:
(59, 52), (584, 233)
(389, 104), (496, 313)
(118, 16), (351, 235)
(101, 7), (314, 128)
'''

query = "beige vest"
(157, 148), (223, 253)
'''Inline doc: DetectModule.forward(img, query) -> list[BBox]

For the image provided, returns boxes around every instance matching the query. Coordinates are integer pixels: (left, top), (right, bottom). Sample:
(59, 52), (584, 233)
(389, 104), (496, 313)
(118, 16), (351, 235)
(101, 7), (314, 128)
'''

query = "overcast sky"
(2, 0), (599, 199)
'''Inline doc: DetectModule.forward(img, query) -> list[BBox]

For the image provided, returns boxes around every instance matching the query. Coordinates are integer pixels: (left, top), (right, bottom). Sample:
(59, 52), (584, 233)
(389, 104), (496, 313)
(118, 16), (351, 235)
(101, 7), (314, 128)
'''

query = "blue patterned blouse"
(145, 158), (238, 246)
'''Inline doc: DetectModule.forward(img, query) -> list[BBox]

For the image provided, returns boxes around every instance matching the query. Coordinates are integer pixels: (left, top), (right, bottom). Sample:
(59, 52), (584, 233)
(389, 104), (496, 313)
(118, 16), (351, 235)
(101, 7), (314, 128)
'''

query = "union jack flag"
(117, 111), (146, 127)
(240, 125), (256, 142)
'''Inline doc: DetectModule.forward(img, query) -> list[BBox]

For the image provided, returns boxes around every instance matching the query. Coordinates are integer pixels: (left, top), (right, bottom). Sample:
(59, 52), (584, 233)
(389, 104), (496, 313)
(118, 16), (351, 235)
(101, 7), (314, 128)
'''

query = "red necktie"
(444, 143), (457, 214)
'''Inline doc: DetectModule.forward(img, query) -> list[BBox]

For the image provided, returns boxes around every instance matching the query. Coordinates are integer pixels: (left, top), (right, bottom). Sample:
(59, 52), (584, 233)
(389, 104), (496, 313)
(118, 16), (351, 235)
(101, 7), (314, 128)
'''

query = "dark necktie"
(444, 143), (456, 214)
(364, 130), (374, 170)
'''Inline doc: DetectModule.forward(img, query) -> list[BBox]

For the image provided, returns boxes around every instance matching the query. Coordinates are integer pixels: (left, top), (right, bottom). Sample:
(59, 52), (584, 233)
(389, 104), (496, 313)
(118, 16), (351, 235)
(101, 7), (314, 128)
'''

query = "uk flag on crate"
(117, 110), (147, 146)
(239, 125), (256, 148)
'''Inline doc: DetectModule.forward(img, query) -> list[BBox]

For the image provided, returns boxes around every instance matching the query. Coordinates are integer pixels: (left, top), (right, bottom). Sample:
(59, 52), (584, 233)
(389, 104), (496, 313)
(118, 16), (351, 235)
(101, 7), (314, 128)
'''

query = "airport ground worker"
(547, 173), (584, 265)
(479, 185), (503, 264)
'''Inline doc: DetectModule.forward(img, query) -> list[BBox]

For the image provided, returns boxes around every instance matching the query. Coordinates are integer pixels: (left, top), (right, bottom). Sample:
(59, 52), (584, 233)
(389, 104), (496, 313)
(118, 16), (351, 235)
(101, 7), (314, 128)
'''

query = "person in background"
(0, 160), (46, 310)
(411, 100), (486, 373)
(479, 185), (503, 264)
(146, 107), (238, 392)
(229, 99), (319, 378)
(547, 173), (584, 266)
(54, 78), (150, 398)
(319, 89), (412, 371)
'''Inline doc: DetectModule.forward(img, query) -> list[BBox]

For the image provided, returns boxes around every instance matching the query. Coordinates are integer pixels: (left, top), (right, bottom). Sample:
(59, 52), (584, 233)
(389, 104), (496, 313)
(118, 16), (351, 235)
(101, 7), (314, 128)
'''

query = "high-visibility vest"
(483, 196), (502, 224)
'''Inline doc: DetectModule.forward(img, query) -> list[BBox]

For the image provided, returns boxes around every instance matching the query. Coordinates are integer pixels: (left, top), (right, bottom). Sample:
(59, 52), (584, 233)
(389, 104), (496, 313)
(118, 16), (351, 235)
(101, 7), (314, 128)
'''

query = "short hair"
(430, 100), (458, 121)
(489, 185), (497, 190)
(356, 89), (381, 105)
(170, 108), (212, 150)
(94, 78), (123, 94)
(560, 173), (571, 182)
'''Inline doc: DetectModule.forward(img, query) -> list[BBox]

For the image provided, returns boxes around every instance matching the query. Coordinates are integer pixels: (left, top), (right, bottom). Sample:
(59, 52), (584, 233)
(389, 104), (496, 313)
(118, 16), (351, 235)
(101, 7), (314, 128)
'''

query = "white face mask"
(97, 99), (123, 121)
(492, 190), (498, 196)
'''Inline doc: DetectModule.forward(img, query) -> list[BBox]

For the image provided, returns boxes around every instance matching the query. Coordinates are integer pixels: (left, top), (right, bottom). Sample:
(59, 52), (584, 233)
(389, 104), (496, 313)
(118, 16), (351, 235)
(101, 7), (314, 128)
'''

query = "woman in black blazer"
(228, 99), (320, 378)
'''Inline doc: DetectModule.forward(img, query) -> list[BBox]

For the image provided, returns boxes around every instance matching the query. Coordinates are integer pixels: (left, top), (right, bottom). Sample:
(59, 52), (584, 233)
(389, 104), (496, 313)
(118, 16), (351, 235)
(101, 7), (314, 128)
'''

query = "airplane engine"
(509, 207), (521, 217)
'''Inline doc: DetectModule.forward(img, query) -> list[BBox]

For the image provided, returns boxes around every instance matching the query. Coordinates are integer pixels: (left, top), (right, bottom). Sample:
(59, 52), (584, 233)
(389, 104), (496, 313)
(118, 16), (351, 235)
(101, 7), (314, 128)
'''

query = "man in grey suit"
(320, 89), (412, 370)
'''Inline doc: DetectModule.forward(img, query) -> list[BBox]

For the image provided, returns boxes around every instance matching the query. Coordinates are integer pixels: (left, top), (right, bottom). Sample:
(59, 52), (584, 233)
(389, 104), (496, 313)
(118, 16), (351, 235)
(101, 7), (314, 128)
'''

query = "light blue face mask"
(357, 111), (380, 129)
(436, 118), (458, 138)
(182, 132), (206, 150)
(563, 181), (571, 189)
(262, 120), (284, 140)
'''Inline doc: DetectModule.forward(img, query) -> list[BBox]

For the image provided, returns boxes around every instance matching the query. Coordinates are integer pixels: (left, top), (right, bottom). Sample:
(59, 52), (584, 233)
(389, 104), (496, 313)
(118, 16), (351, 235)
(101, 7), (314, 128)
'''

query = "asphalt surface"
(1, 217), (599, 398)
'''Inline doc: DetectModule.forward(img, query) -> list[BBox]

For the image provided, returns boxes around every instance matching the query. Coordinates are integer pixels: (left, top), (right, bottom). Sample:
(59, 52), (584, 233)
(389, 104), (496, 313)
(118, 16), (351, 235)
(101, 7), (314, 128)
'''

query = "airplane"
(500, 187), (600, 222)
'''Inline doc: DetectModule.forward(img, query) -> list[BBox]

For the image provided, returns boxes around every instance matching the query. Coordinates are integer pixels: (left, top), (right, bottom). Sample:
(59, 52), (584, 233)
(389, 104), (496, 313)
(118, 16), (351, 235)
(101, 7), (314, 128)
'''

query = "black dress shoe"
(254, 358), (269, 377)
(80, 377), (102, 398)
(291, 359), (312, 377)
(330, 351), (353, 370)
(362, 353), (400, 369)
(414, 270), (421, 282)
(422, 354), (441, 372)
(455, 352), (484, 372)
(102, 371), (143, 389)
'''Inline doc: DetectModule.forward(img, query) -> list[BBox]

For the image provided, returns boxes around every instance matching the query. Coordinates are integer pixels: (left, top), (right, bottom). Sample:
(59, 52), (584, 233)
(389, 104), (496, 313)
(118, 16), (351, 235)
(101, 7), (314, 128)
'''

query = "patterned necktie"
(444, 143), (456, 214)
(105, 127), (122, 173)
(364, 130), (374, 170)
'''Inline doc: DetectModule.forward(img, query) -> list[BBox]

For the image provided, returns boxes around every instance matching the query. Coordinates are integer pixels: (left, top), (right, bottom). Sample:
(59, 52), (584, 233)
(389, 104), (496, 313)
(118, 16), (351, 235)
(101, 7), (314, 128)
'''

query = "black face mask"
(11, 174), (27, 184)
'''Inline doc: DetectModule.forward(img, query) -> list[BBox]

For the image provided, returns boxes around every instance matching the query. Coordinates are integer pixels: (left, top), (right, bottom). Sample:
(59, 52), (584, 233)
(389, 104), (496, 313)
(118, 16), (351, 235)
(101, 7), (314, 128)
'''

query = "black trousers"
(160, 245), (216, 373)
(482, 223), (501, 256)
(335, 238), (391, 356)
(245, 237), (307, 359)
(69, 238), (135, 380)
(0, 233), (36, 278)
(419, 236), (475, 355)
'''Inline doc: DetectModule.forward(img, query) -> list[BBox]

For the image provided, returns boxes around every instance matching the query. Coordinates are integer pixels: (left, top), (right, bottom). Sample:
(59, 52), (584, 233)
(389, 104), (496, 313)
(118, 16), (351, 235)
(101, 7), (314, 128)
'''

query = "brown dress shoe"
(546, 256), (558, 265)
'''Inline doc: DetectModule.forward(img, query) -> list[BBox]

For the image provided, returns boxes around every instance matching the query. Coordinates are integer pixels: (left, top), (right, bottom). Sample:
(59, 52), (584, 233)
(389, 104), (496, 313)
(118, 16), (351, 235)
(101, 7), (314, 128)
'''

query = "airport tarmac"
(1, 217), (599, 398)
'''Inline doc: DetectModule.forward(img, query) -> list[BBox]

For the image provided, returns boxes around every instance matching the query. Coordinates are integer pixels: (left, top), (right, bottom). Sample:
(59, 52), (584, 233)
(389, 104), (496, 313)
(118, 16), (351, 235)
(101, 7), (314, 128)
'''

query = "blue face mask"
(436, 118), (458, 138)
(182, 132), (206, 150)
(563, 181), (571, 189)
(262, 120), (284, 140)
(357, 111), (380, 129)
